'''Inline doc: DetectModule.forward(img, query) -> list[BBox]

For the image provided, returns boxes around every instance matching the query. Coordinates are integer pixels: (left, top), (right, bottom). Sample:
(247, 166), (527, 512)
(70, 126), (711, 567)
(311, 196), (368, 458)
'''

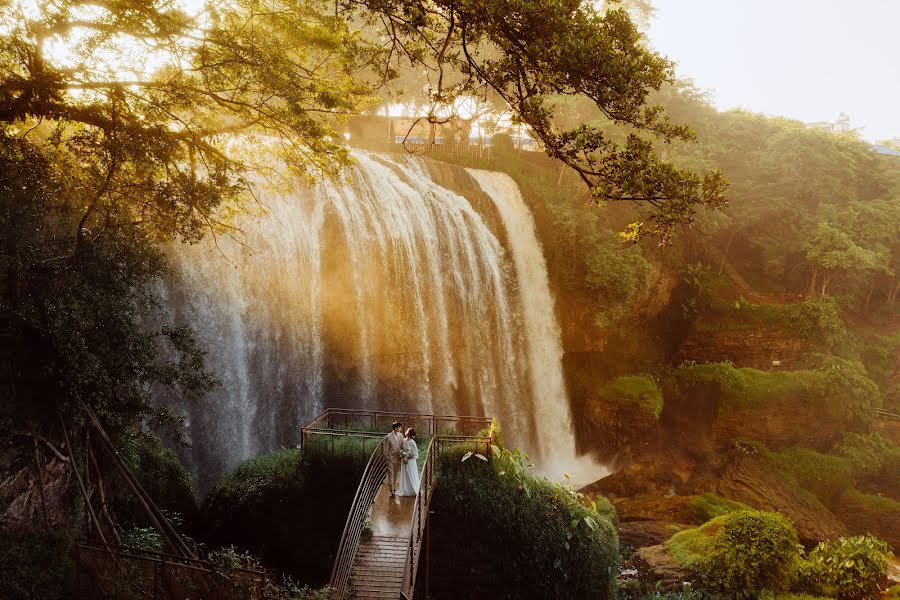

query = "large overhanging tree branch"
(0, 0), (384, 245)
(343, 0), (728, 242)
(2, 0), (726, 246)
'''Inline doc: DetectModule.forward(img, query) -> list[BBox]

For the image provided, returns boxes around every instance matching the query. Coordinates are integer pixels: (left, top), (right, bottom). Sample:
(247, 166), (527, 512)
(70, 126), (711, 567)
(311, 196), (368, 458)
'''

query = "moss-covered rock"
(685, 492), (751, 524)
(669, 359), (880, 451)
(766, 447), (852, 506)
(583, 375), (664, 456)
(667, 510), (801, 595)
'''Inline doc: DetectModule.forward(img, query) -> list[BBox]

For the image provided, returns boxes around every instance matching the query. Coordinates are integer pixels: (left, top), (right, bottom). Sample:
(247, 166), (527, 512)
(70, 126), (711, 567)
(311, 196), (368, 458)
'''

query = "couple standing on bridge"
(382, 421), (420, 498)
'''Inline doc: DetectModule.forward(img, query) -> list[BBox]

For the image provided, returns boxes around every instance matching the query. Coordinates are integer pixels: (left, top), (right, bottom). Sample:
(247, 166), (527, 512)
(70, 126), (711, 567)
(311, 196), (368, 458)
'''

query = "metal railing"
(75, 543), (265, 600)
(328, 442), (390, 599)
(400, 437), (438, 600)
(300, 408), (492, 449)
(400, 434), (493, 600)
(876, 408), (900, 421)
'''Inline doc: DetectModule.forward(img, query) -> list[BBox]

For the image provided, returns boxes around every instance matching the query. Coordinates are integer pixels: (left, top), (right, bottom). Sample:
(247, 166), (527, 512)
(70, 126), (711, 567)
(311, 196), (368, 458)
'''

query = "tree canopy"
(1, 0), (725, 244)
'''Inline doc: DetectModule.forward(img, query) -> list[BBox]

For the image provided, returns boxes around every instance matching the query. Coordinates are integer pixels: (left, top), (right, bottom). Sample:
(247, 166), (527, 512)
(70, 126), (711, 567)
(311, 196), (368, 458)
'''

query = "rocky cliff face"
(0, 445), (73, 536)
(676, 326), (812, 371)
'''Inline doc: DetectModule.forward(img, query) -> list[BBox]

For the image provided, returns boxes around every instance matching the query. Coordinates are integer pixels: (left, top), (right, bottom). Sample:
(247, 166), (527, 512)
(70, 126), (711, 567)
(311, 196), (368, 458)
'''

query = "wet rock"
(617, 521), (690, 548)
(634, 544), (694, 588)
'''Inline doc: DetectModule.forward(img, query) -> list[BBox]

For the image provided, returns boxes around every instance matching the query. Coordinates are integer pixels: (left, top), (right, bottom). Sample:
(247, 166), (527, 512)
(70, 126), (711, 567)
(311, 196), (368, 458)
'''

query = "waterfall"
(162, 151), (577, 490)
(466, 169), (575, 471)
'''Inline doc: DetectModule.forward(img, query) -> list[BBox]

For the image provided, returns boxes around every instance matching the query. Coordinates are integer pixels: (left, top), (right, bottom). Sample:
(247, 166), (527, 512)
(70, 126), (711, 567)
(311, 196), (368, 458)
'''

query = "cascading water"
(162, 151), (579, 491)
(465, 169), (575, 473)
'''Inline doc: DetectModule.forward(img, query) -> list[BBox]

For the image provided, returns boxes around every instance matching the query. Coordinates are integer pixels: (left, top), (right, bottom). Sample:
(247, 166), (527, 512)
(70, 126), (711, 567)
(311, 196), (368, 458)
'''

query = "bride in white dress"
(397, 428), (420, 496)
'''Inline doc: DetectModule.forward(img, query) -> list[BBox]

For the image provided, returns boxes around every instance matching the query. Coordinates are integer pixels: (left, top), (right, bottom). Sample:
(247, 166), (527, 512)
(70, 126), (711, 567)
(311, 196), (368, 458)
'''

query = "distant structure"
(871, 144), (900, 157)
(873, 137), (900, 157)
(806, 112), (857, 134)
(807, 114), (900, 158)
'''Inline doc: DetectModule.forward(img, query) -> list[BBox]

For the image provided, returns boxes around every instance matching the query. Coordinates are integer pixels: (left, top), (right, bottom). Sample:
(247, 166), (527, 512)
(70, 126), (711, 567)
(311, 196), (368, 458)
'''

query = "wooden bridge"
(300, 408), (493, 599)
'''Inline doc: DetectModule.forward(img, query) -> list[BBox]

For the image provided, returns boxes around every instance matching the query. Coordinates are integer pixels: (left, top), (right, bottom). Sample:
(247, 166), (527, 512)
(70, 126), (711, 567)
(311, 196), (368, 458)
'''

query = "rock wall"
(676, 326), (812, 371)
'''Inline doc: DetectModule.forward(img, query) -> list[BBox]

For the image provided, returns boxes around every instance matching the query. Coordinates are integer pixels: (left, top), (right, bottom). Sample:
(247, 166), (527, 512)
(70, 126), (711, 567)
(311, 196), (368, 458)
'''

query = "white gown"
(397, 438), (420, 496)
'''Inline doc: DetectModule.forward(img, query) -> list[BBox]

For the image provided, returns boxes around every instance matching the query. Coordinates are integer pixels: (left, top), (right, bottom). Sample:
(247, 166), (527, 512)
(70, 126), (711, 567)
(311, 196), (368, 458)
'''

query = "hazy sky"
(647, 0), (900, 142)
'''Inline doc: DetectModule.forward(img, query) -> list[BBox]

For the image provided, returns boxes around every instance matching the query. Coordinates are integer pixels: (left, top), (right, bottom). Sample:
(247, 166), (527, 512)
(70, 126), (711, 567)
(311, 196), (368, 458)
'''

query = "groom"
(382, 421), (404, 498)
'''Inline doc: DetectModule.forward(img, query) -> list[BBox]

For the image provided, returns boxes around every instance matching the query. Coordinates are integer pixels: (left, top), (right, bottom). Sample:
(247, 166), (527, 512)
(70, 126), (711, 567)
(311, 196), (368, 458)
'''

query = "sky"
(647, 0), (900, 142)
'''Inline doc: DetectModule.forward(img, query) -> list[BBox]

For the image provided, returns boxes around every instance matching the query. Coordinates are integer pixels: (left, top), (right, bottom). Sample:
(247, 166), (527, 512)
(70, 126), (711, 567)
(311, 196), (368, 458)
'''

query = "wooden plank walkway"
(347, 474), (418, 598)
(349, 535), (407, 598)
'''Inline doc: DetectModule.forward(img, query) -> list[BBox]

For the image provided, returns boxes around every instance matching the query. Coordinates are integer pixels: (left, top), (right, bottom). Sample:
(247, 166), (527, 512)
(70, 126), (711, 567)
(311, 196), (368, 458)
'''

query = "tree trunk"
(718, 231), (735, 276)
(807, 267), (819, 297)
(864, 283), (875, 312)
(821, 272), (834, 296)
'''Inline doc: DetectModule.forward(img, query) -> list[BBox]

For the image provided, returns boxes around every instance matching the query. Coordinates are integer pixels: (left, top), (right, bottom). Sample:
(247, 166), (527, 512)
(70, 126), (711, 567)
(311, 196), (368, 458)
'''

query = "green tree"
(803, 222), (890, 297)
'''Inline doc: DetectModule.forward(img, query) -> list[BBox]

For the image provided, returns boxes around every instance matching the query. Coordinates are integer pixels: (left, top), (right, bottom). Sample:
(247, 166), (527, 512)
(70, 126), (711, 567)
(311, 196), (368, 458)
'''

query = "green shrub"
(860, 332), (900, 387)
(799, 534), (892, 600)
(200, 441), (372, 586)
(117, 429), (197, 524)
(205, 547), (333, 600)
(831, 431), (898, 481)
(885, 584), (900, 599)
(686, 492), (752, 524)
(667, 510), (801, 597)
(0, 532), (74, 600)
(767, 448), (852, 505)
(429, 446), (619, 599)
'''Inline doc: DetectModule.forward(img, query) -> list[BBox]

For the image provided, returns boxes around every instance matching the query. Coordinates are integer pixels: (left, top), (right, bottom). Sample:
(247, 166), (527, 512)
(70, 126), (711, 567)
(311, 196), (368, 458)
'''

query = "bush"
(831, 431), (899, 482)
(200, 440), (373, 586)
(767, 448), (852, 506)
(799, 534), (892, 600)
(429, 446), (619, 599)
(667, 510), (801, 596)
(0, 532), (75, 600)
(686, 492), (752, 524)
(116, 429), (197, 525)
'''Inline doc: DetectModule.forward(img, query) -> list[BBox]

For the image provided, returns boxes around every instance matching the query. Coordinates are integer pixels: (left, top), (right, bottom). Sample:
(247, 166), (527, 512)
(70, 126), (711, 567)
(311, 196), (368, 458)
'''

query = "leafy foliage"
(799, 534), (893, 600)
(0, 531), (75, 600)
(831, 431), (900, 484)
(671, 359), (880, 428)
(205, 547), (333, 600)
(0, 133), (217, 446)
(200, 443), (370, 586)
(429, 445), (619, 599)
(667, 511), (801, 597)
(766, 448), (852, 506)
(686, 493), (752, 524)
(116, 429), (198, 523)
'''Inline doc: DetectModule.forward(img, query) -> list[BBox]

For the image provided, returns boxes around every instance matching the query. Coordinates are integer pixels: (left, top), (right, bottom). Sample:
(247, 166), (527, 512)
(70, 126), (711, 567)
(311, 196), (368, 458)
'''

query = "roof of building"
(871, 144), (900, 157)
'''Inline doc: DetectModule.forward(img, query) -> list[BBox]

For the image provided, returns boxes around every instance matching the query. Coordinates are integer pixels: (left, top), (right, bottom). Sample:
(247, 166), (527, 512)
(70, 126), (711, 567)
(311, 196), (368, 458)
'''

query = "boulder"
(618, 521), (690, 548)
(634, 544), (694, 588)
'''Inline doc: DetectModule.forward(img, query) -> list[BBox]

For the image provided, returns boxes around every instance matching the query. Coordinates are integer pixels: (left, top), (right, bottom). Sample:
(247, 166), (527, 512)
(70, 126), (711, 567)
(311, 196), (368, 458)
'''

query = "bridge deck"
(348, 476), (417, 598)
